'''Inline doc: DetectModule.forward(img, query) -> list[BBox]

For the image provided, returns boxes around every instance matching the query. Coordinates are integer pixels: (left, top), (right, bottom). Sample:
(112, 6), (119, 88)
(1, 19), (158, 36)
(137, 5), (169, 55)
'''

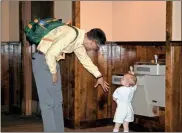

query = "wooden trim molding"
(166, 2), (173, 42)
(72, 1), (80, 28)
(20, 1), (32, 116)
(72, 1), (81, 129)
(165, 1), (182, 131)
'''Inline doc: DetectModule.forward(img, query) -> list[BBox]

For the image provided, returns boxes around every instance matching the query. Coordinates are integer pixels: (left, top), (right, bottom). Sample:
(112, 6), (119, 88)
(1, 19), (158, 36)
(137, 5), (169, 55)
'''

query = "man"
(31, 24), (109, 132)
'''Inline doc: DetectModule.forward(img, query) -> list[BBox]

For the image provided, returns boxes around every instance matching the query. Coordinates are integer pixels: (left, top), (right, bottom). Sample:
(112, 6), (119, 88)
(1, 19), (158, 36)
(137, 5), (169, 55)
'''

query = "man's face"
(84, 40), (100, 51)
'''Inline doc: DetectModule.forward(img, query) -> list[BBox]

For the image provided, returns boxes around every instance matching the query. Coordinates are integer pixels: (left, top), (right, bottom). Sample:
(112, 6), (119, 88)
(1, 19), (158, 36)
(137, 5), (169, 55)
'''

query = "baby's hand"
(128, 71), (135, 75)
(128, 66), (135, 75)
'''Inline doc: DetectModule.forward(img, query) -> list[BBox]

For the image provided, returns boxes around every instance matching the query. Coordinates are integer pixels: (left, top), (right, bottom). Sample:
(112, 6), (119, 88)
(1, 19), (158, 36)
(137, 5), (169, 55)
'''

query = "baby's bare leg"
(123, 121), (129, 132)
(113, 123), (122, 132)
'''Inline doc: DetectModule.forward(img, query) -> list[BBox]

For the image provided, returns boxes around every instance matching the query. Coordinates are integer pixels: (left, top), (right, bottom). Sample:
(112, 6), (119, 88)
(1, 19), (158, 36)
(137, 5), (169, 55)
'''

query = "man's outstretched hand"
(94, 77), (109, 92)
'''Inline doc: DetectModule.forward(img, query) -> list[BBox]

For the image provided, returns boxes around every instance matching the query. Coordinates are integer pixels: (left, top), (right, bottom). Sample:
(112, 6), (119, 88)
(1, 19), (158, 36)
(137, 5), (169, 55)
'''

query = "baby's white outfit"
(113, 85), (137, 123)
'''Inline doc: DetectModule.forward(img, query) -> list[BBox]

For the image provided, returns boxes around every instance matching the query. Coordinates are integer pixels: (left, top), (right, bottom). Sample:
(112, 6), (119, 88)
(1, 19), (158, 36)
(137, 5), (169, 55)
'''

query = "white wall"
(113, 1), (166, 41)
(80, 1), (166, 41)
(172, 1), (181, 41)
(1, 1), (72, 42)
(9, 1), (19, 41)
(2, 1), (10, 42)
(54, 1), (72, 23)
(80, 1), (113, 41)
(1, 1), (19, 42)
(1, 1), (180, 42)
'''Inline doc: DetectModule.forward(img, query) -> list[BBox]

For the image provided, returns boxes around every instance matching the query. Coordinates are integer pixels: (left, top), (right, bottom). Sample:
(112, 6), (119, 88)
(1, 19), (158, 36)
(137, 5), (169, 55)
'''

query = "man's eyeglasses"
(94, 40), (101, 51)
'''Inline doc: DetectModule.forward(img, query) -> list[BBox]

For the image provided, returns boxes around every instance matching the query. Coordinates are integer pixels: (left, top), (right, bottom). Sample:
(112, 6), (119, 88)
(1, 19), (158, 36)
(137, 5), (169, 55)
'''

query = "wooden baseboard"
(1, 105), (21, 114)
(80, 118), (113, 129)
(1, 105), (9, 113)
(64, 118), (164, 131)
(64, 118), (113, 129)
(130, 122), (165, 132)
(64, 118), (75, 129)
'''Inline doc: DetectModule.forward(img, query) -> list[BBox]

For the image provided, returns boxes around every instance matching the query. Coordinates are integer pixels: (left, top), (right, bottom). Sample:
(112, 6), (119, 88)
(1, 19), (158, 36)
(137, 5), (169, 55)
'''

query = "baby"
(112, 72), (137, 132)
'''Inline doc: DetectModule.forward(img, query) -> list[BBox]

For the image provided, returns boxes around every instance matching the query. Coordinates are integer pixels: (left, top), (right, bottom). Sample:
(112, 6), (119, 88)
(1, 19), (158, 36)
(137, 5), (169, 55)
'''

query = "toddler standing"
(112, 72), (137, 132)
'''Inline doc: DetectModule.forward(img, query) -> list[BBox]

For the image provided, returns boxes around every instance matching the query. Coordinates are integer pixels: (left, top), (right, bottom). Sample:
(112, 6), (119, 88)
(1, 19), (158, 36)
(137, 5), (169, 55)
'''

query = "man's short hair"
(86, 28), (106, 45)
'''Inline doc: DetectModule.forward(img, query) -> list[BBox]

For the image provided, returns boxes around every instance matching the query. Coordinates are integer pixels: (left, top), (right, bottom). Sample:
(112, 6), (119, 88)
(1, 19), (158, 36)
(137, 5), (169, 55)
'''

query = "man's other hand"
(52, 72), (58, 84)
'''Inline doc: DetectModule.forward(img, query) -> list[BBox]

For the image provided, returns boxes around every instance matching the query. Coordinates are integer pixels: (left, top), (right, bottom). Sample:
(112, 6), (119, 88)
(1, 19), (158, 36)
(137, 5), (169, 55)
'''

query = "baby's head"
(121, 73), (137, 87)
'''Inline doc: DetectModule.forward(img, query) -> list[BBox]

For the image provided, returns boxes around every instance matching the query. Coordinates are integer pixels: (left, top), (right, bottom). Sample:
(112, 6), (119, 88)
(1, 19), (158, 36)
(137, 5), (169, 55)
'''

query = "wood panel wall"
(0, 42), (167, 130)
(1, 42), (23, 114)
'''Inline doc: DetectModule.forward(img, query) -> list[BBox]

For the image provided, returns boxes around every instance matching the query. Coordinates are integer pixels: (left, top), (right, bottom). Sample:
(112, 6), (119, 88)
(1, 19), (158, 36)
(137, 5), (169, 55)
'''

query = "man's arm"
(74, 47), (109, 91)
